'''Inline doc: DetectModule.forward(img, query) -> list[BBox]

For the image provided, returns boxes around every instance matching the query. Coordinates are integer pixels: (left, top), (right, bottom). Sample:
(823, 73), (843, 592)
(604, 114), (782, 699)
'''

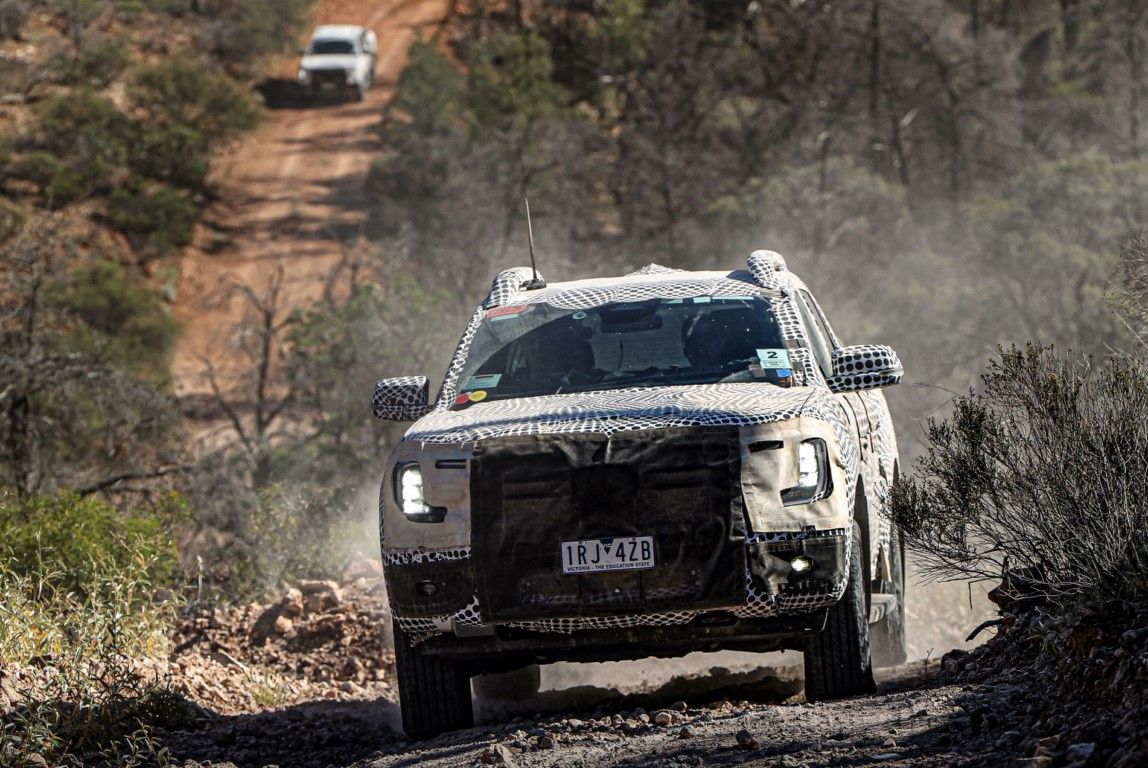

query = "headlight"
(393, 463), (447, 523)
(781, 439), (832, 506)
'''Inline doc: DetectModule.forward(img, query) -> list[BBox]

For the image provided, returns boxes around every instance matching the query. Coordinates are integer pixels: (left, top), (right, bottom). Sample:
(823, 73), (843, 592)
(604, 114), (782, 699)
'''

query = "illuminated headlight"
(297, 69), (309, 82)
(393, 463), (446, 523)
(781, 439), (832, 506)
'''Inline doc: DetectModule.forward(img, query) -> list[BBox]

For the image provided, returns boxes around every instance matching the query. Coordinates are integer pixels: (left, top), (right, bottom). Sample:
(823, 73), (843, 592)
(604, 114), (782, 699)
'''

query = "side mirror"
(825, 345), (903, 394)
(371, 376), (432, 421)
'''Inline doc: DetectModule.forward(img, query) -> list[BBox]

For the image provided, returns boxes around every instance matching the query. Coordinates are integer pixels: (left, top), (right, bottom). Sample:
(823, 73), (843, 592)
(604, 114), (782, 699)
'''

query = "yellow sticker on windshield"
(468, 390), (488, 402)
(756, 348), (792, 369)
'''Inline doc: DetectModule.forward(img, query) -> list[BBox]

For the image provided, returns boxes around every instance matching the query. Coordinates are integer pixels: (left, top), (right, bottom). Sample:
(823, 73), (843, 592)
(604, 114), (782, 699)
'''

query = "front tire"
(393, 620), (473, 740)
(804, 522), (877, 701)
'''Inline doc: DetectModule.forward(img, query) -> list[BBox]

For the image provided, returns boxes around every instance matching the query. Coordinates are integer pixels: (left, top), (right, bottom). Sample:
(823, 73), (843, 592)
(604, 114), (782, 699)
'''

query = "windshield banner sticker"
(756, 348), (792, 370)
(485, 304), (528, 320)
(462, 373), (502, 390)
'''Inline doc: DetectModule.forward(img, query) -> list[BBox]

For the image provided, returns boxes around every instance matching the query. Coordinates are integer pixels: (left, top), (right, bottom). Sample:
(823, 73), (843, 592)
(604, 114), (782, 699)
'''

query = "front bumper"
(384, 527), (849, 639)
(411, 610), (829, 672)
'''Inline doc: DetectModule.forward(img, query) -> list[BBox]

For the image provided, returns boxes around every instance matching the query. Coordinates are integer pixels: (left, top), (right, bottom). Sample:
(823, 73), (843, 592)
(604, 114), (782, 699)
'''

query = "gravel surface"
(148, 562), (1035, 768)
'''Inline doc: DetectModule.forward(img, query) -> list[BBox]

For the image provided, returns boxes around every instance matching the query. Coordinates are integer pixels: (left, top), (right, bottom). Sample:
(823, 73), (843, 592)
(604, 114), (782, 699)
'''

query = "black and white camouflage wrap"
(371, 376), (431, 421)
(826, 345), (904, 393)
(376, 252), (901, 638)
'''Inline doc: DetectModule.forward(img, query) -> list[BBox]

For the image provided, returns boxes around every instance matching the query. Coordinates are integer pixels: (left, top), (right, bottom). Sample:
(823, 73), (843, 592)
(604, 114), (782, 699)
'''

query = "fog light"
(790, 555), (813, 574)
(416, 580), (438, 596)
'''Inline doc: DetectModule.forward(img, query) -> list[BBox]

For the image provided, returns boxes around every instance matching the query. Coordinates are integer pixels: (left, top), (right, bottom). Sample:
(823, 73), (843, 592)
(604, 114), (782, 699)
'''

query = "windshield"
(309, 39), (355, 55)
(451, 296), (794, 407)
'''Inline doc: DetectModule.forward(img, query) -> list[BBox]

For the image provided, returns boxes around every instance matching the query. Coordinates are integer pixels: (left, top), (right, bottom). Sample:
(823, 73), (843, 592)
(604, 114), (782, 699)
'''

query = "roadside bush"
(0, 492), (187, 767)
(198, 0), (310, 77)
(34, 89), (131, 202)
(892, 344), (1148, 603)
(1116, 230), (1148, 340)
(0, 489), (179, 598)
(107, 183), (198, 256)
(51, 258), (180, 377)
(387, 40), (464, 138)
(130, 123), (211, 190)
(129, 57), (261, 143)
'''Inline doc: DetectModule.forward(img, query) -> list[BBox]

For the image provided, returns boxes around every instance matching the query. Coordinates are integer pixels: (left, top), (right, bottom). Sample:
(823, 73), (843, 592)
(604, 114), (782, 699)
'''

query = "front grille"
(470, 427), (747, 622)
(310, 69), (347, 86)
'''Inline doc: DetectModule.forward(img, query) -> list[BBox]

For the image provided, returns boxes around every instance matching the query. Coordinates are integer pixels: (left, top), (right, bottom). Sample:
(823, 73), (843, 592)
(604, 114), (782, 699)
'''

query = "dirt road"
(154, 660), (1020, 768)
(171, 0), (449, 399)
(148, 579), (1021, 768)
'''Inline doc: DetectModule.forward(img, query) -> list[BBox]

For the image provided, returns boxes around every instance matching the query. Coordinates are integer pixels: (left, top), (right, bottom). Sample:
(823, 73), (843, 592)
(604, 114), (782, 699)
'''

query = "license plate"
(561, 536), (655, 575)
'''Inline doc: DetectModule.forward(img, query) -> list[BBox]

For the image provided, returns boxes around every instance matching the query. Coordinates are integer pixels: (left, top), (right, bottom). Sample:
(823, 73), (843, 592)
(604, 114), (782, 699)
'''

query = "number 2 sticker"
(756, 348), (792, 369)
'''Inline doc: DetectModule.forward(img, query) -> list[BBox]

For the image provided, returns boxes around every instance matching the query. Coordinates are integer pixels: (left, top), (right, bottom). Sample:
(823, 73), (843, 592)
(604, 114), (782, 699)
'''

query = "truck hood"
(300, 54), (358, 71)
(404, 383), (831, 444)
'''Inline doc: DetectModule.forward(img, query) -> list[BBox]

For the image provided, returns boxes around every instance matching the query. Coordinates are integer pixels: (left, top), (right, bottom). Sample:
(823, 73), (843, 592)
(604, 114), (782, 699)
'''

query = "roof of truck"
(310, 24), (366, 39)
(482, 254), (810, 309)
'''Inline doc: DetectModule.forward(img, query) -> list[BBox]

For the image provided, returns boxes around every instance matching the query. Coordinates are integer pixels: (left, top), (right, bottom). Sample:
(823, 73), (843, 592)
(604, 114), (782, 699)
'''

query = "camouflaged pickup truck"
(372, 251), (905, 739)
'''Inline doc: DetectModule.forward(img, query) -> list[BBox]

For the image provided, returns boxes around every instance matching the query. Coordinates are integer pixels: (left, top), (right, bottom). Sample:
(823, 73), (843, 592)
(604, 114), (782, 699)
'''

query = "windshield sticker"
(462, 373), (502, 390)
(756, 348), (792, 369)
(468, 390), (488, 402)
(485, 304), (528, 320)
(571, 311), (587, 320)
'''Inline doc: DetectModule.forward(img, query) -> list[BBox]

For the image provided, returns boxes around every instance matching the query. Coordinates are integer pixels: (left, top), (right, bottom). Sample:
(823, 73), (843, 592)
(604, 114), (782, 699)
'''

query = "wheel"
(804, 521), (877, 701)
(871, 527), (907, 668)
(393, 620), (473, 740)
(473, 664), (541, 701)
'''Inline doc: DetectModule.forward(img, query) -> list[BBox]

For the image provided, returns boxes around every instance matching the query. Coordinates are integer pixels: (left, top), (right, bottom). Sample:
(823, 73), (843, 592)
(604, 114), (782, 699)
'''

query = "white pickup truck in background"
(297, 25), (377, 102)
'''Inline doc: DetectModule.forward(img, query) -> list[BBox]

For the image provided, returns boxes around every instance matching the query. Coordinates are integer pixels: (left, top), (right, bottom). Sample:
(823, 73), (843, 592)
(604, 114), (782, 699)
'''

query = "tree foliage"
(0, 224), (185, 497)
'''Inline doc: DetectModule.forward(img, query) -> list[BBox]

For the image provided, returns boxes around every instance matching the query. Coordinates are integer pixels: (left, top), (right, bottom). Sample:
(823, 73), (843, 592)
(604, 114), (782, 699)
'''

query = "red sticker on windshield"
(485, 304), (527, 319)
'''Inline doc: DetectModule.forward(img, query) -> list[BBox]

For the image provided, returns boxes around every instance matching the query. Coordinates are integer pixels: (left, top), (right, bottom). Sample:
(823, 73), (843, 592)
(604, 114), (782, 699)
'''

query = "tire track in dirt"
(172, 0), (450, 401)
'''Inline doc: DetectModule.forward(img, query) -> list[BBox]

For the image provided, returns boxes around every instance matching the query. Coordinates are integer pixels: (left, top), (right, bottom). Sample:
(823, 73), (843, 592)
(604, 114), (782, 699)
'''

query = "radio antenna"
(524, 196), (545, 289)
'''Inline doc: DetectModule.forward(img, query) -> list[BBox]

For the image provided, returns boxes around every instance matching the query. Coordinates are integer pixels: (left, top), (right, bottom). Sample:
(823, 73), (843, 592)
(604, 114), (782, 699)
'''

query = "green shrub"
(388, 40), (463, 138)
(5, 150), (64, 188)
(130, 123), (211, 190)
(107, 183), (198, 255)
(50, 258), (180, 376)
(34, 90), (131, 202)
(200, 0), (310, 77)
(54, 36), (131, 87)
(0, 490), (178, 598)
(0, 491), (187, 767)
(892, 345), (1148, 603)
(129, 57), (261, 143)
